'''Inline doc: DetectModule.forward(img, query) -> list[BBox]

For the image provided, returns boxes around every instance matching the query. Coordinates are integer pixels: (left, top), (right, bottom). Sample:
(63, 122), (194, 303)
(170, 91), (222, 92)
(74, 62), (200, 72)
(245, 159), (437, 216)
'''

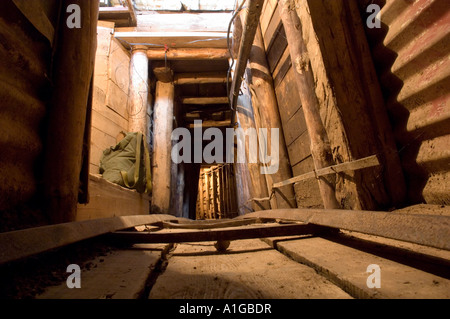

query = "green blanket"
(100, 132), (152, 194)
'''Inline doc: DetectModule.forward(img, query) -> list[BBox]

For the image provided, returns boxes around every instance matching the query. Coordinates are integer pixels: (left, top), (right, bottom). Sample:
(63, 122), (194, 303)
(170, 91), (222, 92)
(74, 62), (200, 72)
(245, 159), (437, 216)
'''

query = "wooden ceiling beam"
(175, 72), (230, 85)
(182, 97), (229, 105)
(148, 48), (230, 60)
(114, 32), (228, 49)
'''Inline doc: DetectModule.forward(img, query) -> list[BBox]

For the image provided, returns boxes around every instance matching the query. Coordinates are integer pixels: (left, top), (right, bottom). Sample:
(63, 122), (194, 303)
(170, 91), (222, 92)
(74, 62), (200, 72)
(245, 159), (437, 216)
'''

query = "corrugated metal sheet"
(0, 2), (52, 211)
(360, 0), (450, 204)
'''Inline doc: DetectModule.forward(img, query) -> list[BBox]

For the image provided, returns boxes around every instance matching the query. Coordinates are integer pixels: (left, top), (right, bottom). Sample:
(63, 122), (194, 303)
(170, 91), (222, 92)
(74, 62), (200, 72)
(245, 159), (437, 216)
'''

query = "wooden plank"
(148, 48), (229, 60)
(0, 214), (176, 265)
(263, 3), (282, 52)
(263, 236), (450, 298)
(274, 67), (301, 127)
(260, 0), (277, 35)
(175, 72), (229, 85)
(182, 97), (228, 105)
(238, 209), (450, 251)
(286, 130), (311, 167)
(292, 156), (323, 209)
(112, 223), (321, 244)
(161, 218), (261, 230)
(148, 239), (351, 299)
(37, 245), (169, 299)
(76, 174), (150, 221)
(267, 25), (288, 74)
(273, 155), (381, 189)
(284, 108), (307, 146)
(114, 32), (228, 49)
(273, 47), (291, 88)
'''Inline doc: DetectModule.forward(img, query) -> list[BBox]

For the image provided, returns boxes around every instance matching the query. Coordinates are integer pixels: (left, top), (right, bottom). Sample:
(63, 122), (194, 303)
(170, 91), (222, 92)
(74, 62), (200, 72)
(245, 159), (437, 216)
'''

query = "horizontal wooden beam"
(114, 32), (228, 49)
(160, 218), (264, 230)
(272, 155), (380, 189)
(187, 120), (231, 129)
(182, 97), (229, 105)
(175, 72), (230, 85)
(110, 223), (321, 244)
(148, 48), (229, 60)
(238, 209), (450, 251)
(99, 7), (130, 14)
(0, 215), (176, 265)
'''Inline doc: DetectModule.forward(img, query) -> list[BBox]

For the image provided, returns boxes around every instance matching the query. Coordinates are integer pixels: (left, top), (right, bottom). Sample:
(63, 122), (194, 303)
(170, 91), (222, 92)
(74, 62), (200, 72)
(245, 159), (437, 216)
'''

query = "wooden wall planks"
(91, 22), (131, 173)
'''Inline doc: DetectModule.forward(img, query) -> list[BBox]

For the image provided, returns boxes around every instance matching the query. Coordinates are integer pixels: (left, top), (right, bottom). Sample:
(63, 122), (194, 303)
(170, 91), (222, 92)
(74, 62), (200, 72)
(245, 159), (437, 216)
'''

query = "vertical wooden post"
(236, 74), (270, 211)
(128, 46), (149, 134)
(247, 23), (297, 209)
(204, 170), (211, 218)
(212, 170), (219, 219)
(177, 163), (185, 218)
(199, 171), (205, 219)
(151, 79), (175, 214)
(278, 0), (340, 209)
(43, 0), (99, 224)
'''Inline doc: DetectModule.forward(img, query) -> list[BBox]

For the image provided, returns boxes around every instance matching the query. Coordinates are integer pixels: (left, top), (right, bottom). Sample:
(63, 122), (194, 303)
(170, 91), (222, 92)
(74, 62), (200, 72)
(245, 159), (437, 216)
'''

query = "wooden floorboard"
(37, 244), (169, 299)
(262, 235), (450, 299)
(148, 239), (352, 299)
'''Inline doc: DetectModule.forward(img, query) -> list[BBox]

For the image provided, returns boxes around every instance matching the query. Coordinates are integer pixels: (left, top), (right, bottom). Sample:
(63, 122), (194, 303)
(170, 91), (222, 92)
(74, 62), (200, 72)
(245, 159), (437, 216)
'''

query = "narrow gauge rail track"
(1, 209), (449, 299)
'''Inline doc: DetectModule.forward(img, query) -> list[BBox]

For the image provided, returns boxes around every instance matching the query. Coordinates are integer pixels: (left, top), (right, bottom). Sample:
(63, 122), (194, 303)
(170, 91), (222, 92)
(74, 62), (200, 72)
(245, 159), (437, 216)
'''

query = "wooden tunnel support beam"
(247, 22), (297, 209)
(279, 0), (340, 209)
(182, 97), (229, 105)
(174, 72), (230, 85)
(151, 71), (175, 215)
(229, 0), (265, 111)
(128, 45), (149, 134)
(42, 0), (99, 224)
(235, 76), (270, 211)
(147, 48), (230, 60)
